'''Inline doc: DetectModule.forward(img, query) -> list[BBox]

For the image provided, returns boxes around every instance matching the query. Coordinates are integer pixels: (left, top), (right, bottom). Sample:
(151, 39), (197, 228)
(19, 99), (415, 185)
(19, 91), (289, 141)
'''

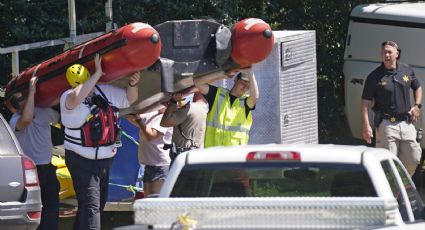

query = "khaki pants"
(376, 119), (422, 176)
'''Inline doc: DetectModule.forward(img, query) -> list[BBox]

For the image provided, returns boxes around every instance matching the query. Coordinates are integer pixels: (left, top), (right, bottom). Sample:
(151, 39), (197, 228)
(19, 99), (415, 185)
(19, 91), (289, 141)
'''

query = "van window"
(170, 163), (377, 198)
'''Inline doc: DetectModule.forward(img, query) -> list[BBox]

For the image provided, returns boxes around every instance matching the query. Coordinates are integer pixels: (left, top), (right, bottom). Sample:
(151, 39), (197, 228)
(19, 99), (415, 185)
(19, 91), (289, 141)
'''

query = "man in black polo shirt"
(361, 40), (422, 176)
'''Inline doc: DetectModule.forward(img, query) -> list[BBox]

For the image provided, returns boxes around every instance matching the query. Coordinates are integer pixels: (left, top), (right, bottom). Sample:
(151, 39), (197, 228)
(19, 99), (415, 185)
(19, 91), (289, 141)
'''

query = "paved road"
(59, 211), (133, 230)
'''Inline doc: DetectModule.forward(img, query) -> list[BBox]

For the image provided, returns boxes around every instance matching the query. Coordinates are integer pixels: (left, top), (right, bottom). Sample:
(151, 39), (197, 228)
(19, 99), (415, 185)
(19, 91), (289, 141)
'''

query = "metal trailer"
(250, 30), (318, 144)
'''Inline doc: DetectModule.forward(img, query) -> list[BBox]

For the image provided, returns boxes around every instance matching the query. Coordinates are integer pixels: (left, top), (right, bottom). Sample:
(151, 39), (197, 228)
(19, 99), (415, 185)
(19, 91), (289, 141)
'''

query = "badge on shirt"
(378, 80), (387, 86)
(403, 75), (409, 82)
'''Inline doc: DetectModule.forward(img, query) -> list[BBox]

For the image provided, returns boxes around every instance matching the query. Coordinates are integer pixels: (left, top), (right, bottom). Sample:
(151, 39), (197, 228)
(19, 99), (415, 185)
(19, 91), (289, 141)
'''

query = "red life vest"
(64, 86), (120, 148)
(79, 103), (119, 147)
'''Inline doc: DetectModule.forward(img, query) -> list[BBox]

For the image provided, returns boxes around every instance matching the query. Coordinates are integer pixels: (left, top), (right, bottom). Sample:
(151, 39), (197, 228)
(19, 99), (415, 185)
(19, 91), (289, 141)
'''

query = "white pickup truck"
(116, 144), (425, 230)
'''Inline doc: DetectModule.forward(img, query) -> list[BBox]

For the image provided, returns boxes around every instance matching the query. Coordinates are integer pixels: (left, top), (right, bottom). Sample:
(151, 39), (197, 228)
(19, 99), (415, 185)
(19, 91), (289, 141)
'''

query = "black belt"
(382, 113), (410, 122)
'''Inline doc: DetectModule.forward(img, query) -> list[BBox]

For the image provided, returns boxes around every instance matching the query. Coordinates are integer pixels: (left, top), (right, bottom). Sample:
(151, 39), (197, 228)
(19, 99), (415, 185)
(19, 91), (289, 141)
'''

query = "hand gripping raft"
(156, 17), (274, 93)
(5, 22), (161, 111)
(120, 18), (274, 115)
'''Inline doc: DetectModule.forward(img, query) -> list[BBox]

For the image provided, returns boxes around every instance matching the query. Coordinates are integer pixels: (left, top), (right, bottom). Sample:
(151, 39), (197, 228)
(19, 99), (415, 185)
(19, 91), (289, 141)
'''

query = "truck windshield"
(170, 162), (377, 197)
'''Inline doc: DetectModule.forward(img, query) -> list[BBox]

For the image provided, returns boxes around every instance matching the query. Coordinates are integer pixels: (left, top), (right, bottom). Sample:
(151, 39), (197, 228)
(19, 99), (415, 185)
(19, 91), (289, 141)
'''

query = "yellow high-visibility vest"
(205, 87), (253, 148)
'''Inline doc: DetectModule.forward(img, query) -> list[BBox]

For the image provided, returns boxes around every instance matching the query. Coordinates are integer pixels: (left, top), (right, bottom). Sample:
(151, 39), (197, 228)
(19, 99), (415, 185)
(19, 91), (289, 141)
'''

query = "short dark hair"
(381, 40), (399, 50)
(381, 40), (401, 60)
(235, 71), (250, 82)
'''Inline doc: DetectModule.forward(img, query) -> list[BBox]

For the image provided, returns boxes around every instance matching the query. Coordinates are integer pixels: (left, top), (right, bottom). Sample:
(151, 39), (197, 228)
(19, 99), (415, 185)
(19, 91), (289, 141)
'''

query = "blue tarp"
(107, 119), (140, 201)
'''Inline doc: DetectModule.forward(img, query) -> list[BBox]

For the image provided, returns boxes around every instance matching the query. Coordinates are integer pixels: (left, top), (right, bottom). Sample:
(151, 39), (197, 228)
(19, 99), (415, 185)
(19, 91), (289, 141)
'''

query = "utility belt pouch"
(164, 142), (179, 162)
(373, 112), (383, 128)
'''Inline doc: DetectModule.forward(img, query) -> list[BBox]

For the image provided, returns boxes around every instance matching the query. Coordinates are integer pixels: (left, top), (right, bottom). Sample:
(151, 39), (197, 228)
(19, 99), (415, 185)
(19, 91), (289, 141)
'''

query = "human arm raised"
(242, 68), (259, 108)
(135, 113), (164, 141)
(15, 77), (37, 131)
(126, 72), (140, 104)
(193, 71), (228, 95)
(64, 53), (104, 110)
(160, 93), (188, 127)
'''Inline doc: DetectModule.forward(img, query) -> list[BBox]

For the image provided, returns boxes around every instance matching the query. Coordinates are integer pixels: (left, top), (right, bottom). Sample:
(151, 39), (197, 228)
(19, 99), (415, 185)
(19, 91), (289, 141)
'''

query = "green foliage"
(0, 1), (68, 45)
(0, 0), (385, 144)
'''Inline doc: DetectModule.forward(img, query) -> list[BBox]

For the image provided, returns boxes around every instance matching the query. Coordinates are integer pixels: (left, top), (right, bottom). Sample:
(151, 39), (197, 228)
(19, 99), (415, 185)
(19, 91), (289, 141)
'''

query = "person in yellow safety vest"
(194, 67), (259, 147)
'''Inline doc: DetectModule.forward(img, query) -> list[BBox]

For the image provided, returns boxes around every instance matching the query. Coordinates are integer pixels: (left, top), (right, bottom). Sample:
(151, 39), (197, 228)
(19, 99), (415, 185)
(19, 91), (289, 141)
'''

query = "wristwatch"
(415, 103), (422, 109)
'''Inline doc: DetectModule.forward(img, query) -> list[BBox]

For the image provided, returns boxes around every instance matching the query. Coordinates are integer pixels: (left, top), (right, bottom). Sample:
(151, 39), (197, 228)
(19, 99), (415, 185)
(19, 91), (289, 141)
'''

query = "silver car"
(0, 114), (41, 229)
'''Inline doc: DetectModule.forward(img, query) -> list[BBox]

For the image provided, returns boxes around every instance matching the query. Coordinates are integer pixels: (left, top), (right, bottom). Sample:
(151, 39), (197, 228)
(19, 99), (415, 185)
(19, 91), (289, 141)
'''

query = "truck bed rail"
(133, 197), (398, 229)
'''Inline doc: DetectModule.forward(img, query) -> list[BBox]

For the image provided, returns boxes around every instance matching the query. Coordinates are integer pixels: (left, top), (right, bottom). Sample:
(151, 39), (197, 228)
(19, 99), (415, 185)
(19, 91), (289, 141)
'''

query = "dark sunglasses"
(11, 95), (25, 110)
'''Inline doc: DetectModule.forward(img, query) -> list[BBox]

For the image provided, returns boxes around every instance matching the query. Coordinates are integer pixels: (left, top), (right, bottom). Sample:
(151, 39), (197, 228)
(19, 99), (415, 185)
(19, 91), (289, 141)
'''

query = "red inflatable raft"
(231, 18), (274, 68)
(120, 18), (275, 116)
(5, 22), (161, 109)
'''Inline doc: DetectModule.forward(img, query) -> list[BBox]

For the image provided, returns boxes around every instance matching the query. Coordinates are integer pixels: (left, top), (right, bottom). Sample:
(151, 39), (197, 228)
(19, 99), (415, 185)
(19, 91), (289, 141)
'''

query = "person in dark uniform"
(361, 40), (422, 176)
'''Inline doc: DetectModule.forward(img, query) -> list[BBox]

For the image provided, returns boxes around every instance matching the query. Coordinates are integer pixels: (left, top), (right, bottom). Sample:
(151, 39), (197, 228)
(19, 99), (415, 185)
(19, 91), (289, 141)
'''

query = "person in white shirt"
(60, 54), (139, 230)
(131, 107), (173, 197)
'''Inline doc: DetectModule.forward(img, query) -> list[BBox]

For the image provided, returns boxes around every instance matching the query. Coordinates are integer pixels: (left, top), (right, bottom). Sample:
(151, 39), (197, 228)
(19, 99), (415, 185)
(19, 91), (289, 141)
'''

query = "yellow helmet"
(66, 64), (90, 88)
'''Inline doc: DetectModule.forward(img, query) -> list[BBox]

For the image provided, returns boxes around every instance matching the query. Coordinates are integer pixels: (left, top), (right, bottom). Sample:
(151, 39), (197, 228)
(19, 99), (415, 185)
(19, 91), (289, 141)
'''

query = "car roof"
(184, 144), (392, 165)
(352, 2), (425, 23)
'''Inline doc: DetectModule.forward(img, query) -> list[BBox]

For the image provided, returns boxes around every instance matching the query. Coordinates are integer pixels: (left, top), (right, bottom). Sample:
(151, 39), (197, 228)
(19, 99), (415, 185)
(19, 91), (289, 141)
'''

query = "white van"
(343, 1), (425, 147)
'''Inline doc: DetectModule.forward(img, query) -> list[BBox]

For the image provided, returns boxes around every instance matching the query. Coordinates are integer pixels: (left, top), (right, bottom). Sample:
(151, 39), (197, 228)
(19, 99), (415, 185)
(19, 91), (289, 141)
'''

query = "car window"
(393, 160), (425, 221)
(381, 160), (409, 221)
(0, 117), (20, 155)
(170, 163), (377, 198)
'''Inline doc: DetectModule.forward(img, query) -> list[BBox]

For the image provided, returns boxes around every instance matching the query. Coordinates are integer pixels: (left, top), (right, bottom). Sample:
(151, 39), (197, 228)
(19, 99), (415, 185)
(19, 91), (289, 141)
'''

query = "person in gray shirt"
(9, 76), (60, 230)
(161, 92), (209, 161)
